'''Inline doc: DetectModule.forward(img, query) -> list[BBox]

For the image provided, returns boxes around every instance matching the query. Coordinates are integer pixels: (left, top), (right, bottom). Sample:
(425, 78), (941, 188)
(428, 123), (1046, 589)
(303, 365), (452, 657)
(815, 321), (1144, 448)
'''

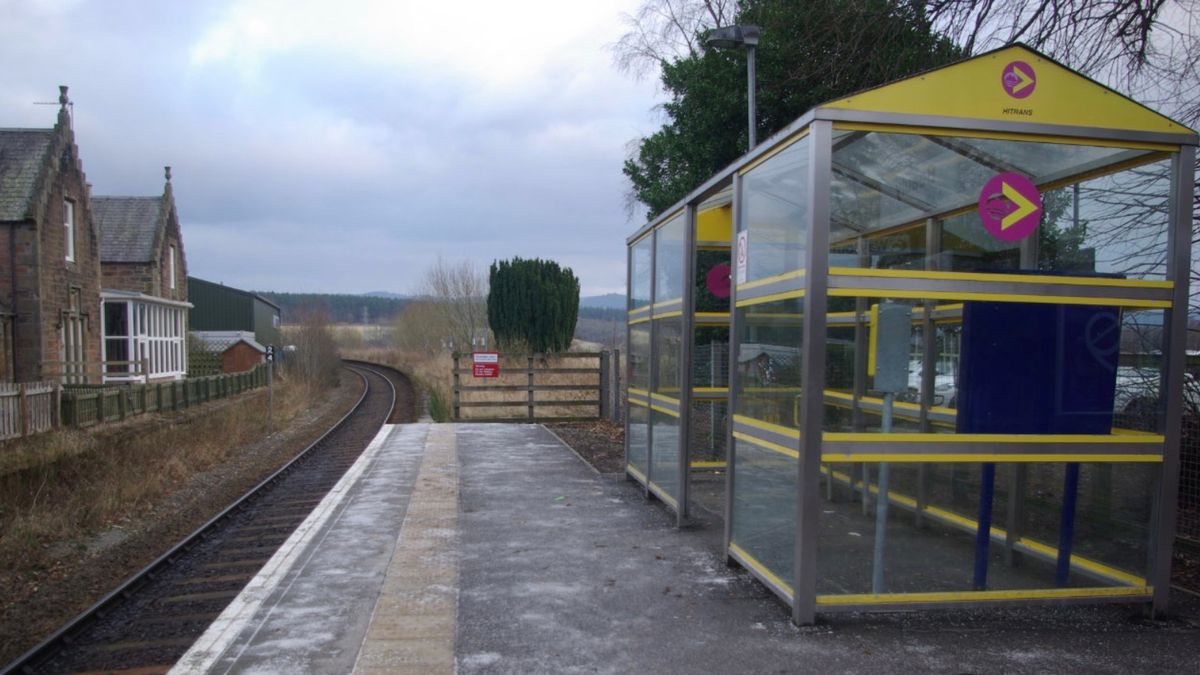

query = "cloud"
(0, 0), (659, 296)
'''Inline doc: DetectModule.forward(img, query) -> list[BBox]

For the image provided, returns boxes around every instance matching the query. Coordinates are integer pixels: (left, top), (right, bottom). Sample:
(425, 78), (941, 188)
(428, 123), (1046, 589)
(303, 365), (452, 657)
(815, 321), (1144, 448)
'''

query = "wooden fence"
(0, 381), (59, 441)
(61, 365), (268, 428)
(452, 351), (620, 423)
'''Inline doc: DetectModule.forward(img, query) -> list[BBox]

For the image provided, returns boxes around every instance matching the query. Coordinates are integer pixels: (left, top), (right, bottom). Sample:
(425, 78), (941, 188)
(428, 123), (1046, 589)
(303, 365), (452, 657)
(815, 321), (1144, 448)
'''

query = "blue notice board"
(956, 302), (1120, 434)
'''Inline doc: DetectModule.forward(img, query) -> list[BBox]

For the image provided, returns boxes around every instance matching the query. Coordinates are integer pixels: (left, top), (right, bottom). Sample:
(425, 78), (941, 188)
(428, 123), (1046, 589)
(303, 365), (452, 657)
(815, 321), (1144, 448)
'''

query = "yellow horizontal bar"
(691, 461), (727, 469)
(653, 310), (684, 319)
(822, 468), (1148, 586)
(737, 268), (806, 291)
(736, 289), (807, 308)
(627, 464), (647, 482)
(821, 453), (1162, 463)
(628, 387), (649, 396)
(693, 386), (729, 395)
(733, 414), (801, 439)
(1013, 538), (1147, 587)
(650, 404), (680, 417)
(652, 299), (682, 310)
(824, 432), (1164, 444)
(695, 312), (731, 324)
(827, 287), (1171, 309)
(627, 305), (650, 315)
(647, 481), (679, 509)
(650, 392), (679, 403)
(817, 586), (1153, 606)
(828, 266), (1174, 290)
(733, 431), (799, 459)
(729, 542), (795, 596)
(830, 122), (1179, 153)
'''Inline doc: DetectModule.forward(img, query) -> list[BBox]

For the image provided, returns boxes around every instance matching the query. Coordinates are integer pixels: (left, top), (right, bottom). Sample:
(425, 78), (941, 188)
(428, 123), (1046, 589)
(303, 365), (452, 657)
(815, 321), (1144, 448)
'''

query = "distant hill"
(257, 292), (408, 324)
(580, 293), (625, 310)
(364, 291), (407, 299)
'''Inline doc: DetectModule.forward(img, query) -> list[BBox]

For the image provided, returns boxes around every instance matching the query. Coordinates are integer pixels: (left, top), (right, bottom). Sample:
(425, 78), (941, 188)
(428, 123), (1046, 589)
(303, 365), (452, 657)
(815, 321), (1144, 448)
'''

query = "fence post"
(18, 383), (28, 438)
(53, 383), (62, 429)
(527, 355), (535, 422)
(452, 353), (461, 422)
(599, 351), (609, 421)
(612, 348), (621, 423)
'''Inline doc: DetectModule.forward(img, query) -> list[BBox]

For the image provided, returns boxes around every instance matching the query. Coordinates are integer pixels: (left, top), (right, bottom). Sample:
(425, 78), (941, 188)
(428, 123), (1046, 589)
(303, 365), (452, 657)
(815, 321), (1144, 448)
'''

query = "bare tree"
(610, 0), (736, 79)
(411, 257), (491, 352)
(285, 305), (341, 387)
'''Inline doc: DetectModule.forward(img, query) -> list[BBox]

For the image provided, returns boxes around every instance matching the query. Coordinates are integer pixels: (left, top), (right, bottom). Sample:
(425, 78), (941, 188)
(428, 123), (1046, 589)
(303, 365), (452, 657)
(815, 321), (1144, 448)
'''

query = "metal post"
(724, 173), (744, 561)
(794, 120), (833, 625)
(267, 357), (274, 435)
(746, 44), (757, 149)
(678, 202), (698, 525)
(1150, 144), (1194, 616)
(624, 243), (634, 474)
(872, 393), (894, 593)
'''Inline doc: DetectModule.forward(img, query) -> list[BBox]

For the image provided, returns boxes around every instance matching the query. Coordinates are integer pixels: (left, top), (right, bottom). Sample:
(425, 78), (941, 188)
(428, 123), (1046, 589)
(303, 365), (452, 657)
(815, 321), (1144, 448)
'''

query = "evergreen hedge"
(487, 257), (580, 353)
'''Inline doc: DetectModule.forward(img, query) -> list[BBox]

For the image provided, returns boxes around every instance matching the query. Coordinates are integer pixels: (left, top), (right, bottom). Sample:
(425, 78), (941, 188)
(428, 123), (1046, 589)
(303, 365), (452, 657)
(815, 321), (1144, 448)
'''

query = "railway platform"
(170, 422), (1200, 674)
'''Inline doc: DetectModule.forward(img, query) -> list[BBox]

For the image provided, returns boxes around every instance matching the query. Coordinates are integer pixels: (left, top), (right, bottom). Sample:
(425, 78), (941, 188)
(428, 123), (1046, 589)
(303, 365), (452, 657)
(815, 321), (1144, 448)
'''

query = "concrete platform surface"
(173, 422), (1200, 674)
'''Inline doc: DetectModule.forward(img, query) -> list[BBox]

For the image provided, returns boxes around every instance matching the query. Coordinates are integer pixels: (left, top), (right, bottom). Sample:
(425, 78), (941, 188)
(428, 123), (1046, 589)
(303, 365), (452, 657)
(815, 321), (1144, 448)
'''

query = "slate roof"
(93, 196), (164, 263)
(0, 129), (54, 221)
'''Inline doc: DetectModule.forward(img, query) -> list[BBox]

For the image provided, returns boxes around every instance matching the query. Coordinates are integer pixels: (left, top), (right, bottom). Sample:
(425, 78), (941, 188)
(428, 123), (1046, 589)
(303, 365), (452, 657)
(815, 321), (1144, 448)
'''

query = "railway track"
(3, 361), (417, 675)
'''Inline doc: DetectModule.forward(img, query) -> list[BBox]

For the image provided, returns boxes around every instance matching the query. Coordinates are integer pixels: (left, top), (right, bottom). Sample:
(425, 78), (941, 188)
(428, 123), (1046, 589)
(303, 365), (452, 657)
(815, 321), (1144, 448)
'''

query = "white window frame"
(64, 199), (75, 262)
(101, 295), (189, 382)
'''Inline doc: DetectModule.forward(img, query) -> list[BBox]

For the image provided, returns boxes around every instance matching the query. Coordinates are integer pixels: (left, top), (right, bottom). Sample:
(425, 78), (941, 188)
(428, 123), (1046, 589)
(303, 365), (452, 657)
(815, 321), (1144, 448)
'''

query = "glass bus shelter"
(624, 44), (1197, 624)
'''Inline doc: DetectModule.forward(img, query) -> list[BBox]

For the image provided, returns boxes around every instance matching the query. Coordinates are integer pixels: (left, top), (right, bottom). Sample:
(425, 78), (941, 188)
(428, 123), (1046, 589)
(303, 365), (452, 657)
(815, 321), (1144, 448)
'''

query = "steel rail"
(2, 362), (397, 675)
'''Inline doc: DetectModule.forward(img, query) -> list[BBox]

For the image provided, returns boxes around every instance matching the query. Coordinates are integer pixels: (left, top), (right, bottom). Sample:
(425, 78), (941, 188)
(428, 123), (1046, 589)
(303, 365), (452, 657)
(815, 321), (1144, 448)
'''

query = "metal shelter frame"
(624, 44), (1197, 625)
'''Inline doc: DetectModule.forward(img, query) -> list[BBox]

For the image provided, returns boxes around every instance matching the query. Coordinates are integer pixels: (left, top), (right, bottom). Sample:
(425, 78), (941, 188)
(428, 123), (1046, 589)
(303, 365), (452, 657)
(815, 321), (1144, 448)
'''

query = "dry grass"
(0, 373), (324, 573)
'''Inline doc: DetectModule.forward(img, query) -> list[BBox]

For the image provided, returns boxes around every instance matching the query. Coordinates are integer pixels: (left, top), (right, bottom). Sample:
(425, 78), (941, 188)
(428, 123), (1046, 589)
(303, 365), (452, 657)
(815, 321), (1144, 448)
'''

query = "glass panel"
(630, 238), (653, 309)
(1039, 158), (1171, 280)
(731, 439), (796, 588)
(822, 296), (1160, 436)
(627, 403), (649, 477)
(692, 326), (729, 389)
(828, 131), (1165, 274)
(695, 248), (732, 313)
(629, 323), (651, 390)
(816, 461), (1153, 595)
(649, 408), (680, 501)
(653, 317), (683, 398)
(742, 136), (809, 282)
(735, 297), (804, 428)
(654, 213), (687, 303)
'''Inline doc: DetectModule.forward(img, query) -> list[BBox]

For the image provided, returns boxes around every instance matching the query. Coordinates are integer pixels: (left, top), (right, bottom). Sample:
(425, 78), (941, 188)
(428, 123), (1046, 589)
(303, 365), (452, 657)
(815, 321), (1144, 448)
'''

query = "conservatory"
(101, 290), (190, 382)
(624, 44), (1196, 624)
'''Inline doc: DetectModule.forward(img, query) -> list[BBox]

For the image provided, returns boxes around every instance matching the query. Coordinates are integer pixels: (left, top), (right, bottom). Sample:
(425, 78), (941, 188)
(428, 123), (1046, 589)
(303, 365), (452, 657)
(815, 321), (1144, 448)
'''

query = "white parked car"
(903, 360), (957, 407)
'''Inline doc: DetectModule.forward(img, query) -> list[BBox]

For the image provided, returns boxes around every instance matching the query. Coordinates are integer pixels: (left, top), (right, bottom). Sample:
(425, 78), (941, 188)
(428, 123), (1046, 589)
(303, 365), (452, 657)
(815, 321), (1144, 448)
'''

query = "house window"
(101, 297), (187, 382)
(169, 245), (177, 290)
(64, 199), (75, 262)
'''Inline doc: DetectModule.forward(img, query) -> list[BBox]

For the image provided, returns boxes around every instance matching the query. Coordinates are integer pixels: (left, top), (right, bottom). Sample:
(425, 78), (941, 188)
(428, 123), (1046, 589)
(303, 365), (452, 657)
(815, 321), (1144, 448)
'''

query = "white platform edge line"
(169, 423), (401, 675)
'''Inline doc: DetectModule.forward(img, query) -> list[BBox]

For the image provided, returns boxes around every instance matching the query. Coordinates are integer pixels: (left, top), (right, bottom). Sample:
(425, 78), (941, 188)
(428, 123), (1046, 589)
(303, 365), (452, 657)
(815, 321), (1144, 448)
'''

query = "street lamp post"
(706, 24), (762, 149)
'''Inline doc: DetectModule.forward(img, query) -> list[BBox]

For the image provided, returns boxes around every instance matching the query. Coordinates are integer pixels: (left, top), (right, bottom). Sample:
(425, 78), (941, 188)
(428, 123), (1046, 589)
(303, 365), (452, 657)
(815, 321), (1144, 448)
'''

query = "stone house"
(92, 168), (191, 382)
(0, 88), (102, 383)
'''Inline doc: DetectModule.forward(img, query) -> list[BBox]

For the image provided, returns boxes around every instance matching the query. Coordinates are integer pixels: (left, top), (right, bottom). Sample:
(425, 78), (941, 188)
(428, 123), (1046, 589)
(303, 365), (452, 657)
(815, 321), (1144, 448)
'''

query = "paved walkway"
(173, 422), (1200, 674)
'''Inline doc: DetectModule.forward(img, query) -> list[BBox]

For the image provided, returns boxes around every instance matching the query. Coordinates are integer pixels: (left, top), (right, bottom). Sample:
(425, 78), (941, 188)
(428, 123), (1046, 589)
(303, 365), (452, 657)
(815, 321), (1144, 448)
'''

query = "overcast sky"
(0, 0), (660, 296)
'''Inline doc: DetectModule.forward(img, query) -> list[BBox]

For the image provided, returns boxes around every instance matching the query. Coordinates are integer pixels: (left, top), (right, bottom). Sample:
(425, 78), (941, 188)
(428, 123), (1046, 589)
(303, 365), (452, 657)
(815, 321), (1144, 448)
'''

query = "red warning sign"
(472, 352), (499, 378)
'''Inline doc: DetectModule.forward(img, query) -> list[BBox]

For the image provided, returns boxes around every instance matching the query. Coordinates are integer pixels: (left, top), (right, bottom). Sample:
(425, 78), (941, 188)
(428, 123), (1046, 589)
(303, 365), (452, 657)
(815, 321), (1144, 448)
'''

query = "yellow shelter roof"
(821, 44), (1195, 140)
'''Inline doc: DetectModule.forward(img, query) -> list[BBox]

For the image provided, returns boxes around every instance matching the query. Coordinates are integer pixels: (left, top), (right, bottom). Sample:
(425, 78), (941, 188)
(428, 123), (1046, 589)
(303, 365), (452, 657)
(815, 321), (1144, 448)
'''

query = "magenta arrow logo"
(978, 173), (1042, 242)
(1002, 61), (1036, 99)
